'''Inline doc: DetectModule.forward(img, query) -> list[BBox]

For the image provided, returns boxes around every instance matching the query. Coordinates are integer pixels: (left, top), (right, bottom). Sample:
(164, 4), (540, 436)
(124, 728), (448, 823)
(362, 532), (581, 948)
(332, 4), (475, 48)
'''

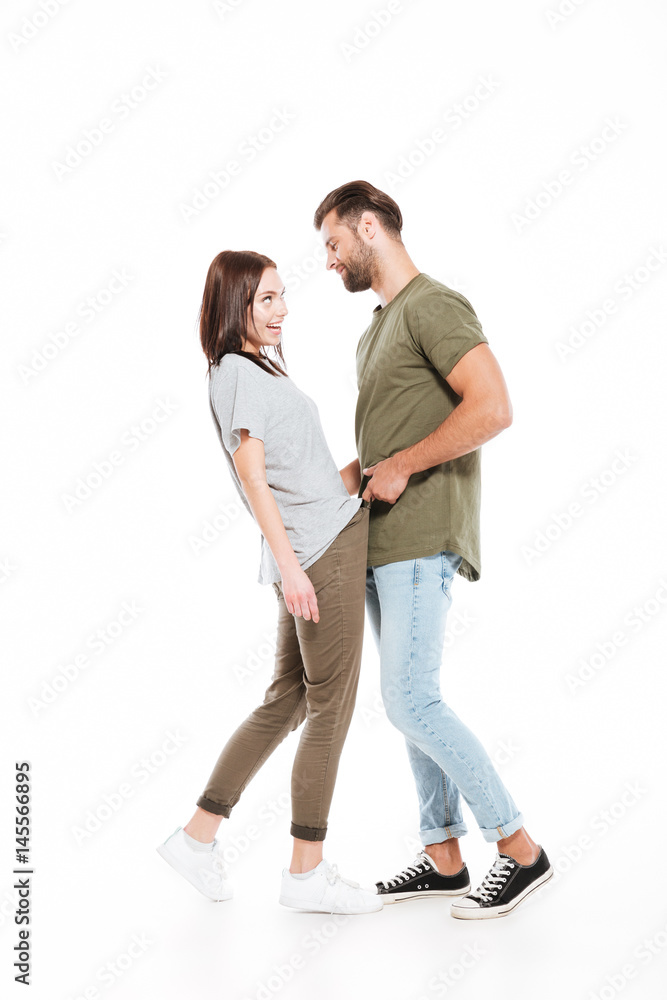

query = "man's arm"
(362, 344), (512, 504)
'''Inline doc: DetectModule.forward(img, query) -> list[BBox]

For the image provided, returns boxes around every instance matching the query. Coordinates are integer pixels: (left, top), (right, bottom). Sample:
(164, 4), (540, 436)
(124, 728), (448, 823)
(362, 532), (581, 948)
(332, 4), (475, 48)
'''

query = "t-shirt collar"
(371, 272), (425, 319)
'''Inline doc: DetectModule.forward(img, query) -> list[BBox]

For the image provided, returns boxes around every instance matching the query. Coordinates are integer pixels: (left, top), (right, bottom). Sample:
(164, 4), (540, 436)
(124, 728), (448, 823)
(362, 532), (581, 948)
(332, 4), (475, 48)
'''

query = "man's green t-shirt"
(355, 272), (489, 581)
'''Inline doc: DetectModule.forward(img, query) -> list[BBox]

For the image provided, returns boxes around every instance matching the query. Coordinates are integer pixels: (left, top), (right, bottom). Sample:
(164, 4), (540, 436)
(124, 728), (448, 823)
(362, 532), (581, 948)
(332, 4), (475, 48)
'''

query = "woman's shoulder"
(210, 355), (292, 405)
(211, 353), (266, 383)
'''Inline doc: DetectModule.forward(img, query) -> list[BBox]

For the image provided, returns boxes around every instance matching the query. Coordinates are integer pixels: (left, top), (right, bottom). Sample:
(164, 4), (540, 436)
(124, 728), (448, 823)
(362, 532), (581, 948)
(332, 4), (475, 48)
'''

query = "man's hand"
(362, 454), (411, 504)
(362, 346), (512, 497)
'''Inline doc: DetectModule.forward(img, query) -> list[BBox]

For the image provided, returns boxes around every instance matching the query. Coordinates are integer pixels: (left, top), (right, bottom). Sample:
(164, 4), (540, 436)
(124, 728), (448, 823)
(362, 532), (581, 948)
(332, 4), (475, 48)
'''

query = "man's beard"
(341, 237), (378, 293)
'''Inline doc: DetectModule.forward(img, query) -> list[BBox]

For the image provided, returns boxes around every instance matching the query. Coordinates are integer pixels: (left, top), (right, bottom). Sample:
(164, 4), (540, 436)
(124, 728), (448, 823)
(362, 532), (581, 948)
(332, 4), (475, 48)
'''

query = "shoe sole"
(379, 885), (471, 903)
(279, 895), (383, 915)
(156, 844), (233, 902)
(450, 866), (554, 920)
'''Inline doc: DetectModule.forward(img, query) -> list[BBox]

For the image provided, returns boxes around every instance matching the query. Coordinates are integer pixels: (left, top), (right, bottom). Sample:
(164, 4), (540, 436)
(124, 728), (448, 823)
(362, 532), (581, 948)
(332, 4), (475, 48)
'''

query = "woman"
(157, 250), (380, 915)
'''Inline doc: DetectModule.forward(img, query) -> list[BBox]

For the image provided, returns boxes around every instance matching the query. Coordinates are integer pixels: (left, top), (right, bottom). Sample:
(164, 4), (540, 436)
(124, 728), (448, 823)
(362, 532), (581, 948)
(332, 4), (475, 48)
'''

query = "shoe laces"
(323, 862), (365, 916)
(470, 854), (515, 902)
(325, 862), (360, 889)
(208, 842), (228, 880)
(379, 852), (430, 889)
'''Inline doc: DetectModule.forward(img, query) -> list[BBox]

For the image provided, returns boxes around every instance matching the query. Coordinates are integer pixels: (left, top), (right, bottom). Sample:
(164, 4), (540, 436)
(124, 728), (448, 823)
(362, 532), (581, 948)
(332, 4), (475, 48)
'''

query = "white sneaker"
(156, 826), (232, 901)
(279, 859), (383, 914)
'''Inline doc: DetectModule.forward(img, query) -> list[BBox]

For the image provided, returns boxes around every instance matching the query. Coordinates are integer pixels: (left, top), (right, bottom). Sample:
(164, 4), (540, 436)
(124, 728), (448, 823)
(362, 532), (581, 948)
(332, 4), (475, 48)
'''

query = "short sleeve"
(210, 361), (267, 455)
(411, 288), (489, 381)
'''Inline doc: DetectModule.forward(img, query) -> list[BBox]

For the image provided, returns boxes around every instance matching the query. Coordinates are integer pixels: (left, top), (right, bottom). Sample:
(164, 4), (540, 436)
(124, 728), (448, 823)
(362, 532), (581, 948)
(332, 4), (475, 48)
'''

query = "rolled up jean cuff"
(196, 795), (232, 818)
(421, 822), (468, 845)
(291, 821), (327, 842)
(478, 811), (525, 844)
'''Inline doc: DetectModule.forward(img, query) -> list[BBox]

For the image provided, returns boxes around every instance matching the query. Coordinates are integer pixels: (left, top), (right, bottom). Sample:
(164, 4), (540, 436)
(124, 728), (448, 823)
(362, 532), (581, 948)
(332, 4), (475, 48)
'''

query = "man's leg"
(366, 565), (466, 874)
(371, 551), (525, 845)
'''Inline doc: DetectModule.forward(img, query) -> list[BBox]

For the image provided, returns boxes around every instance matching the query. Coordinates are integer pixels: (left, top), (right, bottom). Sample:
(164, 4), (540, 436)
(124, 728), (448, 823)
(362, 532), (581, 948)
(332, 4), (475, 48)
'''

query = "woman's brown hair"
(199, 250), (287, 376)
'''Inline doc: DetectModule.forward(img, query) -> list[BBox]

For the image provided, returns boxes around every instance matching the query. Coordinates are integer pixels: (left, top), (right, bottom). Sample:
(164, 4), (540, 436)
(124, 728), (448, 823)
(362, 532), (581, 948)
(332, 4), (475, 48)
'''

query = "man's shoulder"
(405, 274), (479, 322)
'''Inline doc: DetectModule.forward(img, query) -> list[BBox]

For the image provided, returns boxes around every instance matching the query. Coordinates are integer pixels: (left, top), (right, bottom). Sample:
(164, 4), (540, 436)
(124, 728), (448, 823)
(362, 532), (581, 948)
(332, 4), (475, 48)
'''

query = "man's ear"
(359, 211), (377, 239)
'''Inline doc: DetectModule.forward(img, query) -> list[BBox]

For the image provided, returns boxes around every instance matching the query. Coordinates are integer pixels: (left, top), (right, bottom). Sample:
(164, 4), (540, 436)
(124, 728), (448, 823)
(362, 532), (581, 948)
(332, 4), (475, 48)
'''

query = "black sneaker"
(375, 851), (470, 902)
(451, 847), (553, 919)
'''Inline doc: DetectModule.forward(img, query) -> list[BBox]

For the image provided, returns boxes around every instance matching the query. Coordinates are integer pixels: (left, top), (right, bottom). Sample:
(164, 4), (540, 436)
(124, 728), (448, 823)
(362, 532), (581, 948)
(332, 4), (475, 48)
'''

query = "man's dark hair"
(313, 180), (403, 240)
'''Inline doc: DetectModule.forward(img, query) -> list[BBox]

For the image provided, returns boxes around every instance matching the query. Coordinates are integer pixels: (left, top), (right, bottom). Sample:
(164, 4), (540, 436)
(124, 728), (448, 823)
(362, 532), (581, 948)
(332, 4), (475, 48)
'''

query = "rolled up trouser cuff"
(479, 811), (525, 844)
(196, 795), (232, 818)
(421, 823), (468, 845)
(291, 822), (327, 842)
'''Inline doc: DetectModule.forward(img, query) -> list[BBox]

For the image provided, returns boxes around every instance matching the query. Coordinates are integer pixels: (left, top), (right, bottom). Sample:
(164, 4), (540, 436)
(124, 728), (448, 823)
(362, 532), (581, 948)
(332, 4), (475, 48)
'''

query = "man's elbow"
(497, 399), (513, 431)
(483, 398), (512, 436)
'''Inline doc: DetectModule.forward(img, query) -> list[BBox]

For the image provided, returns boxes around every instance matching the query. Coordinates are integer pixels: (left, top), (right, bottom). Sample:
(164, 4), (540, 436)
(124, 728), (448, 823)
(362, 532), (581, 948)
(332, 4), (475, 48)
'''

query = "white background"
(3, 0), (667, 998)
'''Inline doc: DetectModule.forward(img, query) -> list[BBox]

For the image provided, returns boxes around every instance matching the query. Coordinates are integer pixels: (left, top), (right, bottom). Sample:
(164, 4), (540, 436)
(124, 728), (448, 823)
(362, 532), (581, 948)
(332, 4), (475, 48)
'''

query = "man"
(313, 180), (552, 919)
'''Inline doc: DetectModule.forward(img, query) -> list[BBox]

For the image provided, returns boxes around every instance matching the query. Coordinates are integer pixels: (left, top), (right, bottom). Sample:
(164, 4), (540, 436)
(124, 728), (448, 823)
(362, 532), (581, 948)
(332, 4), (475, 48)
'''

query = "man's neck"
(372, 248), (420, 309)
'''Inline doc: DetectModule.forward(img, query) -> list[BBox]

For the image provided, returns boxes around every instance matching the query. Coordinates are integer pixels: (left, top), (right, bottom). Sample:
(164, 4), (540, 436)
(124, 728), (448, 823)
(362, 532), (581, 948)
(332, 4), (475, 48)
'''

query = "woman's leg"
(283, 504), (369, 857)
(290, 838), (323, 873)
(193, 583), (308, 824)
(278, 506), (382, 912)
(184, 806), (223, 844)
(158, 583), (310, 900)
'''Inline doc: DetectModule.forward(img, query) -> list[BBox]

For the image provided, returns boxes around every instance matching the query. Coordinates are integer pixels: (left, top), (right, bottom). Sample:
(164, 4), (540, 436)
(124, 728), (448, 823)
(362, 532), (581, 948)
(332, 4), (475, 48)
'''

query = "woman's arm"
(339, 458), (361, 495)
(233, 429), (319, 623)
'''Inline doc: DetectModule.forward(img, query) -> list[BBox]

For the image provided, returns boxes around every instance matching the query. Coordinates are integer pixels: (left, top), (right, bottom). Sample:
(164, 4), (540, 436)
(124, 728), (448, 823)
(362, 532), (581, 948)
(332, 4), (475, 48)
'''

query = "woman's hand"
(280, 565), (320, 623)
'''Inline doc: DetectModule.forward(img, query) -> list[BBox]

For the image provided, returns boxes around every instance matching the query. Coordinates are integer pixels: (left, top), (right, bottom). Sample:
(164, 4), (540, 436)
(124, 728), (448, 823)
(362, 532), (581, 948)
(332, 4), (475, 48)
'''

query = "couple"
(157, 180), (552, 918)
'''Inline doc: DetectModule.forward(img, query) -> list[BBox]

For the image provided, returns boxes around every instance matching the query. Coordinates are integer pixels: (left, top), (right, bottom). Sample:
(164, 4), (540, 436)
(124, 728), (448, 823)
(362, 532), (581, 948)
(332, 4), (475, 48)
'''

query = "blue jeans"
(366, 550), (524, 845)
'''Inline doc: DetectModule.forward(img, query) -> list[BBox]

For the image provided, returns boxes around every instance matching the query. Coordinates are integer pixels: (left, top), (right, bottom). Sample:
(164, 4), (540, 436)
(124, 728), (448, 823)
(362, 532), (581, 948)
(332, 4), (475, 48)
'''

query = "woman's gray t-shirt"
(209, 353), (362, 585)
